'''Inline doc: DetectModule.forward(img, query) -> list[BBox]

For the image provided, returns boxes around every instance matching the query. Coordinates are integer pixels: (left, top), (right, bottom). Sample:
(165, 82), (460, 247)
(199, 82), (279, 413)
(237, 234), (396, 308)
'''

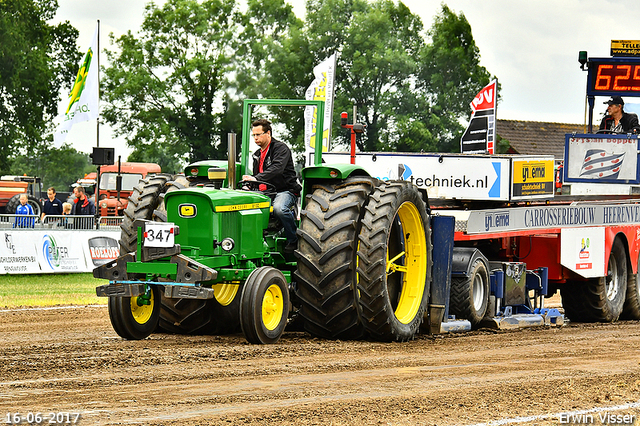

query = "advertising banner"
(461, 80), (497, 154)
(0, 230), (120, 274)
(323, 152), (510, 201)
(304, 53), (337, 166)
(564, 134), (639, 184)
(511, 158), (555, 200)
(465, 203), (640, 234)
(560, 227), (605, 278)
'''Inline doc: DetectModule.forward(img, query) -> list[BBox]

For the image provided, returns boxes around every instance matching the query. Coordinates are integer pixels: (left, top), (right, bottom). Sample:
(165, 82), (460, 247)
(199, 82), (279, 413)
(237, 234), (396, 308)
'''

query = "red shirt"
(258, 144), (270, 173)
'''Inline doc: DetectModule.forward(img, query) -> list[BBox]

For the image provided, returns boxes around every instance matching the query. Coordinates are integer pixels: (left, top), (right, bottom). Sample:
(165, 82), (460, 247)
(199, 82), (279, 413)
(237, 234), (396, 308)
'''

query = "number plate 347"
(143, 222), (177, 248)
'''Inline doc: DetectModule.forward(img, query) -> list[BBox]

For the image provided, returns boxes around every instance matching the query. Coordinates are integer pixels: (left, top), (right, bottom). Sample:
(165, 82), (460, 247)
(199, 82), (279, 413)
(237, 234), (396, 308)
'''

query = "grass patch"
(0, 273), (108, 308)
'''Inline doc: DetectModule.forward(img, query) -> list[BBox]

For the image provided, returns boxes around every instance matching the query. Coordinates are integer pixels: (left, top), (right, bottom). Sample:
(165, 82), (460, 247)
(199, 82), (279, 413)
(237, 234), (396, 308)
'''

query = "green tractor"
(94, 99), (433, 343)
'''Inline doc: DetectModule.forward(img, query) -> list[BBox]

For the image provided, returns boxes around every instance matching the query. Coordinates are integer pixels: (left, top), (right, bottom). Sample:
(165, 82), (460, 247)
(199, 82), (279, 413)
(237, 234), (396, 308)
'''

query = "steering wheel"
(238, 180), (277, 194)
(595, 129), (622, 135)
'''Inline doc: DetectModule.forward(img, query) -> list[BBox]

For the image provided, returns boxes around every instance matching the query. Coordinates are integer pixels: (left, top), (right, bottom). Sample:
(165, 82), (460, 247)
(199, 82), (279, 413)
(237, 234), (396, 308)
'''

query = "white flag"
(304, 53), (337, 166)
(53, 25), (99, 147)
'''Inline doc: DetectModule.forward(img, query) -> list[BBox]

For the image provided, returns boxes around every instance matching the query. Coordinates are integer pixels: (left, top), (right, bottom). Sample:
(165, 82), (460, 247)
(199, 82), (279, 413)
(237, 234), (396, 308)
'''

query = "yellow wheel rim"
(130, 289), (155, 325)
(388, 201), (427, 324)
(262, 283), (284, 331)
(213, 282), (240, 306)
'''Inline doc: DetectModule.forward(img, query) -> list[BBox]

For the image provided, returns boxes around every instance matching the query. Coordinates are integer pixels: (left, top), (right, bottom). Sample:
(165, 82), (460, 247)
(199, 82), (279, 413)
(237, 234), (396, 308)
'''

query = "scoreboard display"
(587, 57), (640, 97)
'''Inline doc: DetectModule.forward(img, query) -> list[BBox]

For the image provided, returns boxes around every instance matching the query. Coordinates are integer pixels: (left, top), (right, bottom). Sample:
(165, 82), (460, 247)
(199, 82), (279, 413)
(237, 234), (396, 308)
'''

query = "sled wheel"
(356, 181), (431, 341)
(450, 258), (490, 326)
(623, 250), (640, 319)
(295, 177), (378, 340)
(561, 238), (627, 322)
(108, 285), (161, 340)
(240, 267), (289, 344)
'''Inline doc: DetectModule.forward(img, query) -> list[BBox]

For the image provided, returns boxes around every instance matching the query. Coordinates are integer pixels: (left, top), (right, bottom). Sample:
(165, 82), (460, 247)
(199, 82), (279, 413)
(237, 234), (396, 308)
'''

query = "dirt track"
(2, 304), (640, 426)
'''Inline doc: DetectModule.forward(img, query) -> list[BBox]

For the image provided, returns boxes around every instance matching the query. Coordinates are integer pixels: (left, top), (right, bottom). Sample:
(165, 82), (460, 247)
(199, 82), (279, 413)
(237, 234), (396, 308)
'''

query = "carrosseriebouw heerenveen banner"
(461, 79), (497, 154)
(53, 24), (99, 147)
(304, 53), (337, 166)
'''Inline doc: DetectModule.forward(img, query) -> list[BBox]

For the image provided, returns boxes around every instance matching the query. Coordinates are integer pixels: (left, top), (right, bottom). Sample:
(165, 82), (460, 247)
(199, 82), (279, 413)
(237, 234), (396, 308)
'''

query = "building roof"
(497, 119), (586, 159)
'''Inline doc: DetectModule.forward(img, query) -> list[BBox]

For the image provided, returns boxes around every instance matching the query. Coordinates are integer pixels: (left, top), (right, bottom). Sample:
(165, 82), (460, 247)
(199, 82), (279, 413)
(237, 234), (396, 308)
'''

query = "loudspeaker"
(91, 147), (115, 165)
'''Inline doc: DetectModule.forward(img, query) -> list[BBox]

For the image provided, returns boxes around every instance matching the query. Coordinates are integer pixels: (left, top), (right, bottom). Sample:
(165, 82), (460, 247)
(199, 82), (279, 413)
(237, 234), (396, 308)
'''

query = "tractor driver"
(599, 96), (640, 134)
(242, 118), (301, 254)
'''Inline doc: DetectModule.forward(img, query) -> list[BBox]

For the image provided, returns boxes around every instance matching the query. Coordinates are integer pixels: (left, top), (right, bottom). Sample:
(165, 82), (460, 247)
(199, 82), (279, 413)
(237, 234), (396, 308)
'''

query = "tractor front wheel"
(240, 267), (289, 344)
(108, 285), (161, 340)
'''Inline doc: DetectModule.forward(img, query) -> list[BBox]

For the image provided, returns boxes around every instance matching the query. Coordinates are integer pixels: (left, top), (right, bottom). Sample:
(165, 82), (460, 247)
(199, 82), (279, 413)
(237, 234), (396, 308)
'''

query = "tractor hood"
(164, 187), (271, 259)
(164, 187), (271, 213)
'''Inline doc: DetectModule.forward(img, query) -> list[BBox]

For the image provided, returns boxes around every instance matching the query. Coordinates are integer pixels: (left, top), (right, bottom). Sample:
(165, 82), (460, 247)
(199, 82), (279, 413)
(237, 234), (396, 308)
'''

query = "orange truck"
(0, 176), (43, 216)
(94, 162), (161, 216)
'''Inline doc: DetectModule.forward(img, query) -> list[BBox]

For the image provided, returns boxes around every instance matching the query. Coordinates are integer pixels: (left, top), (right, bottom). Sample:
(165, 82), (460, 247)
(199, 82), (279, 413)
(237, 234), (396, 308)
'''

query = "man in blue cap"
(599, 96), (640, 134)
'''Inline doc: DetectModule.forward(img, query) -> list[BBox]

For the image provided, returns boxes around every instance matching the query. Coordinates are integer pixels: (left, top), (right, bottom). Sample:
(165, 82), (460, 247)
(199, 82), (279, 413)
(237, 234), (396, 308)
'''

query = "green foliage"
(0, 0), (80, 172)
(8, 145), (94, 191)
(416, 5), (497, 152)
(102, 0), (245, 164)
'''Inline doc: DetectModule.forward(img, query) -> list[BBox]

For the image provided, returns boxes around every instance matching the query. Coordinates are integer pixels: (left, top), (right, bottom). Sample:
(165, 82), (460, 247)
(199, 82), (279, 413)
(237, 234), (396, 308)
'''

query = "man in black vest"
(242, 118), (301, 253)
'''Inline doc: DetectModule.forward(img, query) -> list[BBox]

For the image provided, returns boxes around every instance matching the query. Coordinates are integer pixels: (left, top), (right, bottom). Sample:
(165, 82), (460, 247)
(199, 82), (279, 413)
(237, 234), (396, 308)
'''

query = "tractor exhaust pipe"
(228, 133), (236, 190)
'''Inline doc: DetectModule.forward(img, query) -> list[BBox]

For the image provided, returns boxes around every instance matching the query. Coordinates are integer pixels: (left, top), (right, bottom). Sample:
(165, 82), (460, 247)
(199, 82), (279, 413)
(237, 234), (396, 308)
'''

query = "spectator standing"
(14, 194), (35, 228)
(62, 202), (72, 215)
(61, 202), (72, 228)
(72, 186), (95, 229)
(41, 187), (63, 221)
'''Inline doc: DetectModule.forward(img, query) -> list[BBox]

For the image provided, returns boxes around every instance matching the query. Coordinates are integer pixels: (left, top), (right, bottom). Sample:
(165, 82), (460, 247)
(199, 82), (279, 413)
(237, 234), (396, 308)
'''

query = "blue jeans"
(273, 191), (298, 244)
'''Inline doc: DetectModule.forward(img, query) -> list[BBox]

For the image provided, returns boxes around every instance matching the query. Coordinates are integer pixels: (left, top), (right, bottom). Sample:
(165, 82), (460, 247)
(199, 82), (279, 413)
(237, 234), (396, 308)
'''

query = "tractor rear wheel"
(120, 175), (231, 335)
(561, 238), (627, 322)
(295, 177), (377, 340)
(119, 174), (172, 253)
(158, 283), (242, 335)
(240, 266), (289, 344)
(356, 181), (431, 341)
(108, 285), (161, 340)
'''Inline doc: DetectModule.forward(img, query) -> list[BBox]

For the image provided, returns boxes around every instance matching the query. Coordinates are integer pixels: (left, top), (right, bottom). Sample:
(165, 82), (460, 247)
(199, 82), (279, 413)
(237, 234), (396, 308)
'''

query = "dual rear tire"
(295, 179), (432, 342)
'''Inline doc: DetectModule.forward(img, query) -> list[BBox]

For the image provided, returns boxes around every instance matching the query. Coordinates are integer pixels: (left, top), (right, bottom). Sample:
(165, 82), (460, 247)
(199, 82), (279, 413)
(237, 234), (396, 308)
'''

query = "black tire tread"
(449, 259), (489, 327)
(561, 238), (627, 322)
(294, 177), (377, 340)
(356, 181), (432, 341)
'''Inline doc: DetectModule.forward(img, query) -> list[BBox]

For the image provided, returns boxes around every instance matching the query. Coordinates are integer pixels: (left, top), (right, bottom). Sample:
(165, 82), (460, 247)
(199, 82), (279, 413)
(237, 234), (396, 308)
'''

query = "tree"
(262, 0), (426, 153)
(413, 4), (496, 152)
(102, 0), (247, 165)
(259, 1), (495, 154)
(9, 146), (94, 192)
(0, 0), (80, 173)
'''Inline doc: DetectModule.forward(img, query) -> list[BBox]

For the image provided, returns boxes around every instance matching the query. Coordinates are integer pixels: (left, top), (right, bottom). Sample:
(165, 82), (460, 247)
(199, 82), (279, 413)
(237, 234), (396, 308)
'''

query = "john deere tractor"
(94, 99), (433, 344)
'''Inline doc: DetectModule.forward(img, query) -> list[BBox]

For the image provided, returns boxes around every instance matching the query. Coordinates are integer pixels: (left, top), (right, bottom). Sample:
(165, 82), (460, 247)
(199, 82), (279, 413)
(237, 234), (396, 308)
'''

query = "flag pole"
(95, 19), (101, 228)
(96, 19), (100, 149)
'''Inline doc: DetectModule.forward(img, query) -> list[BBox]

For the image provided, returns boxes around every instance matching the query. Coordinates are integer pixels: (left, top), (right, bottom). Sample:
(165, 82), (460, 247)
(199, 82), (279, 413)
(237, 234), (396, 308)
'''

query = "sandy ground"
(1, 299), (640, 426)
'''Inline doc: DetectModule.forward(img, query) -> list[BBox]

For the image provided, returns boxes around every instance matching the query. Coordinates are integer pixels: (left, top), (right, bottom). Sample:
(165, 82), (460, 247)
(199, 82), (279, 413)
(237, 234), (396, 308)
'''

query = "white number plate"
(144, 222), (176, 247)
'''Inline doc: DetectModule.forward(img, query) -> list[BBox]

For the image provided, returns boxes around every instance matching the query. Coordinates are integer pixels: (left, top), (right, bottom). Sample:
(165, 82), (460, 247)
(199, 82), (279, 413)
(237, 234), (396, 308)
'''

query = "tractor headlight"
(221, 238), (235, 251)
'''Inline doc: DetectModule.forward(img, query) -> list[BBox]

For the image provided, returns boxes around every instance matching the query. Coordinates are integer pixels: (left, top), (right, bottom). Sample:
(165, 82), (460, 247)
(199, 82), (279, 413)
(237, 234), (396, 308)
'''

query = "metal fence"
(0, 214), (123, 231)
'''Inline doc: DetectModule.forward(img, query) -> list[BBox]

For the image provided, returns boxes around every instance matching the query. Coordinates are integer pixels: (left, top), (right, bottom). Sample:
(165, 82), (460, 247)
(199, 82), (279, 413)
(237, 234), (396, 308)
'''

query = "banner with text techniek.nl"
(461, 80), (497, 154)
(304, 53), (337, 166)
(53, 24), (99, 147)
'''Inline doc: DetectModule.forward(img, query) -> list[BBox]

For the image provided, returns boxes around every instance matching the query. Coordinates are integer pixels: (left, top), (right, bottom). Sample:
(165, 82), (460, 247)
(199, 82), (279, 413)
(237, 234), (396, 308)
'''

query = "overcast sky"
(52, 0), (640, 157)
